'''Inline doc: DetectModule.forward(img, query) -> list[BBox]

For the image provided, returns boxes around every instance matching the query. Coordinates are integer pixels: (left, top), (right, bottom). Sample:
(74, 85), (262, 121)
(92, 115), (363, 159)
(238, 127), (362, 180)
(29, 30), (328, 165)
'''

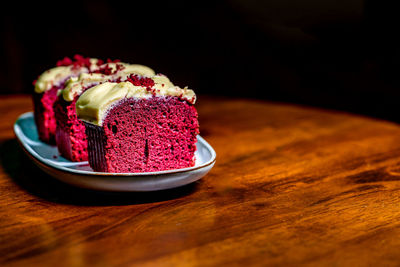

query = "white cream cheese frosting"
(61, 63), (156, 101)
(120, 63), (155, 76)
(34, 58), (100, 93)
(76, 78), (196, 126)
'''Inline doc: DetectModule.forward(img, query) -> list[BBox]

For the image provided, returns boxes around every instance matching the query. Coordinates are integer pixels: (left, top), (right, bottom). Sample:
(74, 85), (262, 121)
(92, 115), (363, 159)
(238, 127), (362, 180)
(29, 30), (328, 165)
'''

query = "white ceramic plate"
(14, 112), (216, 192)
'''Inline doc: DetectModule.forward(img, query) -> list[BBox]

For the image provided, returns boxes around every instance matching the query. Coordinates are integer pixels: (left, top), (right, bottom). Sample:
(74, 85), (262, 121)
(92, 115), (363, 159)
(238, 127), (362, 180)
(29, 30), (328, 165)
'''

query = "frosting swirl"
(61, 63), (155, 101)
(34, 58), (100, 93)
(76, 77), (196, 126)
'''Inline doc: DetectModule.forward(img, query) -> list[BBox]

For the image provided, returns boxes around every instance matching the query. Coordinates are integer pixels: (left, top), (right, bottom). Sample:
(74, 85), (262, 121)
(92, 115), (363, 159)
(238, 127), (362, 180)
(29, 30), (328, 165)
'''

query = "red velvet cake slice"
(33, 55), (102, 144)
(54, 63), (156, 162)
(76, 75), (199, 173)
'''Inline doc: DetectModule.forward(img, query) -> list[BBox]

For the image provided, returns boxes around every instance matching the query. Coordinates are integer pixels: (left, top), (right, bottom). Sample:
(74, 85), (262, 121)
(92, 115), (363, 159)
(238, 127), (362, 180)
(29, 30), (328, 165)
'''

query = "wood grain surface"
(1, 95), (400, 266)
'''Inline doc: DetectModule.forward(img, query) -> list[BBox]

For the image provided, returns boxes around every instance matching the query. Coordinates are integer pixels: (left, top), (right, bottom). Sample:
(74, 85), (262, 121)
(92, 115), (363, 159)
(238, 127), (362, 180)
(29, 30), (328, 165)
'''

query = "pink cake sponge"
(54, 96), (88, 162)
(85, 96), (199, 173)
(33, 85), (60, 144)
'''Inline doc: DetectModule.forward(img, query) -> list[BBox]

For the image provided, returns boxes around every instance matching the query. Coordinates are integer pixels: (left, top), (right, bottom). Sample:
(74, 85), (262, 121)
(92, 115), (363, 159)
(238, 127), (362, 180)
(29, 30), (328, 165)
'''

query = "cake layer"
(84, 96), (199, 173)
(33, 86), (59, 144)
(54, 97), (88, 162)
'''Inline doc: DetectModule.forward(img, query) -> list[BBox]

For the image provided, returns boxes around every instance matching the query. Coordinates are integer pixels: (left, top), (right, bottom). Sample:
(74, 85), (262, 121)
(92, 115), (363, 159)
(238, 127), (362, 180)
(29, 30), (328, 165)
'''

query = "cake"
(76, 74), (199, 173)
(33, 55), (102, 144)
(54, 62), (156, 162)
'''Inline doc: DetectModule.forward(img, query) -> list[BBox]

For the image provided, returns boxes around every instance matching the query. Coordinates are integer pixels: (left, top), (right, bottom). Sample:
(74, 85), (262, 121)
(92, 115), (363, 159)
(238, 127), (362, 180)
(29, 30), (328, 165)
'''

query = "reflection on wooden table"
(1, 95), (400, 266)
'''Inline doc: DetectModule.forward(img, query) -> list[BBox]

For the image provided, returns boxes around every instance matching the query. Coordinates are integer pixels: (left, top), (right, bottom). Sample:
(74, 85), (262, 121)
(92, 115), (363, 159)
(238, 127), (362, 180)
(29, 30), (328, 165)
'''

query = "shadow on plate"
(0, 139), (200, 206)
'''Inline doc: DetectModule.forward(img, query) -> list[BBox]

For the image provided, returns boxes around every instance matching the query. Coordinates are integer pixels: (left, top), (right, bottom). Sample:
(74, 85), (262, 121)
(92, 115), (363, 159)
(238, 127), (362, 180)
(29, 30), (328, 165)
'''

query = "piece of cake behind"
(33, 55), (102, 144)
(54, 62), (156, 162)
(76, 75), (199, 173)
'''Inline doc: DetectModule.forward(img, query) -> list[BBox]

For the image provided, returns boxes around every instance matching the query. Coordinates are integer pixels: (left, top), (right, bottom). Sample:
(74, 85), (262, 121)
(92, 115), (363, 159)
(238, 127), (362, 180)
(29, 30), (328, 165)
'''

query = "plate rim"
(14, 111), (217, 178)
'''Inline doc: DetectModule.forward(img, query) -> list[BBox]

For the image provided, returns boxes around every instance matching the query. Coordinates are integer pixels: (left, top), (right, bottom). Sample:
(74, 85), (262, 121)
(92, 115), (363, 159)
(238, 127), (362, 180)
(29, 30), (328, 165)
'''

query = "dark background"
(1, 0), (399, 121)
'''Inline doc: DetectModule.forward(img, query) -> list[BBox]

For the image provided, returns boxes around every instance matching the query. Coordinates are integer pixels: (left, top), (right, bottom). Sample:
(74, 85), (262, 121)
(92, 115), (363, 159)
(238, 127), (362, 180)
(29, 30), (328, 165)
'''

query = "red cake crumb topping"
(106, 58), (121, 63)
(56, 54), (102, 70)
(95, 59), (104, 66)
(56, 56), (74, 66)
(93, 63), (125, 75)
(126, 74), (155, 88)
(71, 55), (92, 70)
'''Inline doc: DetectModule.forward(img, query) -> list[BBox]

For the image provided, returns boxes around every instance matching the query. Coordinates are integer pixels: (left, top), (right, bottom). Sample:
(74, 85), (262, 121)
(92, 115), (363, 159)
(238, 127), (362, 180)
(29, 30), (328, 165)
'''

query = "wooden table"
(1, 95), (400, 266)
